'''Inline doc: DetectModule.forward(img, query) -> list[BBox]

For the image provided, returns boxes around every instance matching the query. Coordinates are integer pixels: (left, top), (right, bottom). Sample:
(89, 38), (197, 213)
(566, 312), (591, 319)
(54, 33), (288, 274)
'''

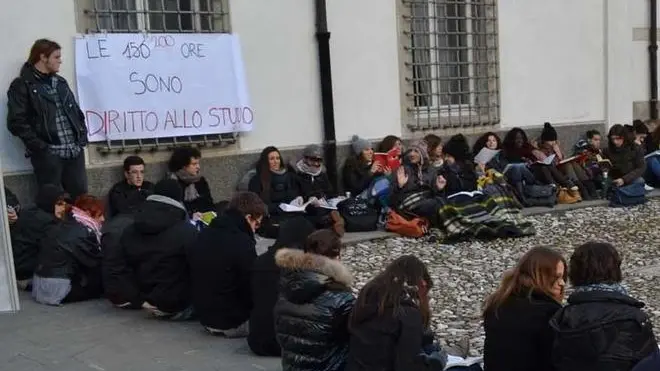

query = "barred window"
(402, 0), (500, 131)
(81, 0), (234, 154)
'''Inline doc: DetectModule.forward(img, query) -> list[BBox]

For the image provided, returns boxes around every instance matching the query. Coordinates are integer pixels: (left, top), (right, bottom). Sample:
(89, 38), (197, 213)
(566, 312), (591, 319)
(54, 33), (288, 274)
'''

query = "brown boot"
(558, 187), (580, 204)
(330, 210), (345, 237)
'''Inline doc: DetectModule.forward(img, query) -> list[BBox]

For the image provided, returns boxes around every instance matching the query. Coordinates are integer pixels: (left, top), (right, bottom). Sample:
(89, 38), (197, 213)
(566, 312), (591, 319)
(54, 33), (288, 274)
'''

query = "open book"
(445, 355), (483, 370)
(474, 148), (500, 165)
(279, 197), (346, 213)
(536, 154), (556, 165)
(374, 147), (402, 171)
(558, 153), (587, 165)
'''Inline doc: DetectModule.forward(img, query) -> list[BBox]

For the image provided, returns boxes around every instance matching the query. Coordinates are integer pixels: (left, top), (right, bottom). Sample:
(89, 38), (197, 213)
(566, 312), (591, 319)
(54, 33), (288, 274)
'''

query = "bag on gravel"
(385, 210), (429, 238)
(521, 184), (557, 207)
(609, 182), (646, 207)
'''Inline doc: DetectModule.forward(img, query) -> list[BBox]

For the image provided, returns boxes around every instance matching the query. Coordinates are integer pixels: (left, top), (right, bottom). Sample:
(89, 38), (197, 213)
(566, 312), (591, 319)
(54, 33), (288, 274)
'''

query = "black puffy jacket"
(34, 218), (102, 281)
(7, 63), (87, 154)
(274, 248), (355, 371)
(10, 207), (59, 280)
(118, 195), (198, 313)
(550, 289), (658, 371)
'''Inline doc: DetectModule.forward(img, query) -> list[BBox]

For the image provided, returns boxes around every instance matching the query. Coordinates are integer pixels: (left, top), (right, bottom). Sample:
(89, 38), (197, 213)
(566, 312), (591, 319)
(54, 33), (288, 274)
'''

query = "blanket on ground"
(437, 185), (535, 242)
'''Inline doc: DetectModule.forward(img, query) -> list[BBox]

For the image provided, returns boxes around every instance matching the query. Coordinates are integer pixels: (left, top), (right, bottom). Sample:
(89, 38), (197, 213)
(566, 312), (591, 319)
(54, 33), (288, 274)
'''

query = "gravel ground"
(342, 199), (660, 356)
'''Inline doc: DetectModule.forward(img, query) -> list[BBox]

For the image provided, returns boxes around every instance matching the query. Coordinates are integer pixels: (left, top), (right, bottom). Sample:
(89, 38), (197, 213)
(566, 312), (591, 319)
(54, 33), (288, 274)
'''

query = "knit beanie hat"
(35, 184), (69, 213)
(409, 140), (429, 163)
(302, 144), (323, 159)
(351, 135), (371, 156)
(443, 134), (471, 162)
(154, 179), (184, 203)
(540, 122), (558, 142)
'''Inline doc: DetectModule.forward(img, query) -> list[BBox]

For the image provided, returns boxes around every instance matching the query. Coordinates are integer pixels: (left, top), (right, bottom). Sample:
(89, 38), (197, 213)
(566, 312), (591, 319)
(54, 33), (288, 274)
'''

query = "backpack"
(337, 197), (378, 232)
(609, 182), (646, 207)
(521, 184), (557, 207)
(385, 210), (429, 238)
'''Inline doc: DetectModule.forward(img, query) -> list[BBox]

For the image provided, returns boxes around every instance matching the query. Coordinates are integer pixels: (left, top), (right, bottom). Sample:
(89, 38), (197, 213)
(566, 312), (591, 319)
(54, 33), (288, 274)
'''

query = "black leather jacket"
(7, 63), (87, 154)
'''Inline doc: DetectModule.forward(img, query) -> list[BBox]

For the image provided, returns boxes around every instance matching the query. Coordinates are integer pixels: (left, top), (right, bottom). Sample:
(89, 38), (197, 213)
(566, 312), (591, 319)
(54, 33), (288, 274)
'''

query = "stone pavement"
(0, 293), (281, 371)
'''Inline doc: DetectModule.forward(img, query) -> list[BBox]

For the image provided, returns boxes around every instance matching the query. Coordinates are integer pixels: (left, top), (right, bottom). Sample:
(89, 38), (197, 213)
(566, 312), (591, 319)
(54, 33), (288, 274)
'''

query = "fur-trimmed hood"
(275, 248), (353, 304)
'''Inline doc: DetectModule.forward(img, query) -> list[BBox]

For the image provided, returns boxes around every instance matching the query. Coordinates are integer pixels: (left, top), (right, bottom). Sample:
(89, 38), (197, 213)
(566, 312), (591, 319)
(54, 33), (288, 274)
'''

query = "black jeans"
(30, 151), (88, 199)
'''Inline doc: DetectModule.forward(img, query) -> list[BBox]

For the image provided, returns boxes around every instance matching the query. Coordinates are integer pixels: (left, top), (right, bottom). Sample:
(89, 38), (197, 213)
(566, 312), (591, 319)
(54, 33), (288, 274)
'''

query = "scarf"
(71, 206), (102, 244)
(271, 167), (287, 176)
(572, 282), (629, 296)
(294, 159), (323, 176)
(171, 170), (202, 202)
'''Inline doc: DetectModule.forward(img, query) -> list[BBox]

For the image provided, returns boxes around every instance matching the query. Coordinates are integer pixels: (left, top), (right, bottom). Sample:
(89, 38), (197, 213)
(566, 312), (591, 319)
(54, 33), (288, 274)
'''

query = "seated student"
(290, 144), (345, 236)
(490, 128), (538, 186)
(32, 194), (104, 305)
(645, 125), (660, 187)
(574, 129), (606, 190)
(391, 140), (443, 219)
(108, 155), (155, 217)
(632, 119), (650, 148)
(342, 135), (384, 196)
(602, 124), (646, 188)
(167, 146), (214, 215)
(106, 179), (198, 317)
(424, 134), (444, 169)
(275, 229), (355, 371)
(538, 122), (598, 200)
(436, 134), (478, 195)
(483, 247), (566, 371)
(248, 146), (300, 237)
(191, 192), (267, 337)
(10, 185), (67, 290)
(472, 131), (501, 172)
(551, 242), (658, 370)
(248, 217), (316, 357)
(347, 255), (448, 371)
(377, 135), (403, 154)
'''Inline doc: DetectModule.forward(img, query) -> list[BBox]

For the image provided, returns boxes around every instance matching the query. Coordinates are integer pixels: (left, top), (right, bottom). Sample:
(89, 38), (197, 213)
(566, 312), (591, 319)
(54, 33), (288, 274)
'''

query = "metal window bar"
(403, 0), (500, 131)
(84, 0), (235, 154)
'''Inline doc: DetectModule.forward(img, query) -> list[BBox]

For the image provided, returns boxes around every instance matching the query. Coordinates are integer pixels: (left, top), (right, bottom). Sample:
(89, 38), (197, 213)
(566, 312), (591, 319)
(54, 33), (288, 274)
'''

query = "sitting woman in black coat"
(342, 135), (386, 196)
(10, 185), (65, 289)
(167, 146), (215, 215)
(275, 229), (356, 371)
(603, 124), (647, 188)
(248, 217), (316, 357)
(550, 241), (658, 371)
(347, 255), (447, 371)
(32, 194), (105, 306)
(483, 246), (566, 371)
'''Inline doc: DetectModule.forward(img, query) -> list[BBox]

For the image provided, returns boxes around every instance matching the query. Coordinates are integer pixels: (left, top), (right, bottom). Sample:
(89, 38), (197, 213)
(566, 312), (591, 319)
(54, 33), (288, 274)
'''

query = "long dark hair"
(501, 128), (532, 159)
(483, 246), (566, 317)
(256, 146), (284, 202)
(350, 255), (433, 329)
(377, 135), (401, 153)
(472, 132), (501, 157)
(608, 124), (634, 150)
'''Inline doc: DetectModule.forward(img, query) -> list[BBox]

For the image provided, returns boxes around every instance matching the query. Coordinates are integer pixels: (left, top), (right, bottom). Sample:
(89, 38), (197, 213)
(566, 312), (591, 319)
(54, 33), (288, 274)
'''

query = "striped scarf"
(71, 206), (102, 244)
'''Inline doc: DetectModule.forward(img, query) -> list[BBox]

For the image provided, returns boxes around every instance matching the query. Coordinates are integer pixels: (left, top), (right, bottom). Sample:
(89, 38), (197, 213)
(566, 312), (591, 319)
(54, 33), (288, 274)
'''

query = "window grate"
(82, 0), (234, 154)
(402, 0), (500, 131)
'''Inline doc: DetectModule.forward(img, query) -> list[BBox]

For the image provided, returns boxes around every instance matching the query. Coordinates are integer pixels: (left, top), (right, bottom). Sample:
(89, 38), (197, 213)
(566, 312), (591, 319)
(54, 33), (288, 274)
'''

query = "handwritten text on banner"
(75, 33), (252, 142)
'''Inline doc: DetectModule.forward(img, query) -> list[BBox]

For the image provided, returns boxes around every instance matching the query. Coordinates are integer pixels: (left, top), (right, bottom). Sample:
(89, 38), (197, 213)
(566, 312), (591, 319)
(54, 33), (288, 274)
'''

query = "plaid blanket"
(437, 185), (535, 242)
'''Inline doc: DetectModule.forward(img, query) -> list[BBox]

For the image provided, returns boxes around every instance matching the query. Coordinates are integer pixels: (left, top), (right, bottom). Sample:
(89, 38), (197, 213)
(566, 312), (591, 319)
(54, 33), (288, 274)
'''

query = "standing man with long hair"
(7, 39), (88, 198)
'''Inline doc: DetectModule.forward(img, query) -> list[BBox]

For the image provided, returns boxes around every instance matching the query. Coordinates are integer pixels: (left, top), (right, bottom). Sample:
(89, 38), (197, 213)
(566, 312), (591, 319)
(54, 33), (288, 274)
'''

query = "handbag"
(385, 210), (429, 238)
(609, 182), (646, 207)
(337, 197), (378, 232)
(521, 184), (557, 207)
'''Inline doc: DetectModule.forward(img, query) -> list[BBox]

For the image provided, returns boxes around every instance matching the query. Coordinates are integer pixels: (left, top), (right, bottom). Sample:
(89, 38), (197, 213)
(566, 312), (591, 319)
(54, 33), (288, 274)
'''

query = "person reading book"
(602, 124), (646, 187)
(472, 132), (501, 175)
(342, 135), (390, 196)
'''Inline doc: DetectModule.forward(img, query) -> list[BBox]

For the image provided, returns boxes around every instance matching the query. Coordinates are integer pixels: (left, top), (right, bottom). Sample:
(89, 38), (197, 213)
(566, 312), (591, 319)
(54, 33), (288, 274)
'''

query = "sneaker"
(645, 184), (654, 192)
(329, 210), (345, 237)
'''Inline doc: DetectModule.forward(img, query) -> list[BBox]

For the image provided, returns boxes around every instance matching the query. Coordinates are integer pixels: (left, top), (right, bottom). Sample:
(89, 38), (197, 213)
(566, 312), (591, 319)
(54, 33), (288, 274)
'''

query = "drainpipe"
(315, 0), (338, 190)
(650, 0), (658, 120)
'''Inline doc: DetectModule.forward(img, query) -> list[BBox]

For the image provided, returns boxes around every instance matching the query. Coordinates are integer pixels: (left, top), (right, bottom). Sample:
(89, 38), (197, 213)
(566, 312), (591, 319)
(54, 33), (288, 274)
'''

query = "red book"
(374, 148), (401, 171)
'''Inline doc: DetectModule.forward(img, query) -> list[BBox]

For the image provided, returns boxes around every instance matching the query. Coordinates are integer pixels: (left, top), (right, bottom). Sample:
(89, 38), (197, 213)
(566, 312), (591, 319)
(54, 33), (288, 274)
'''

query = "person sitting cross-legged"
(107, 155), (154, 218)
(191, 191), (267, 337)
(167, 146), (215, 216)
(112, 179), (198, 319)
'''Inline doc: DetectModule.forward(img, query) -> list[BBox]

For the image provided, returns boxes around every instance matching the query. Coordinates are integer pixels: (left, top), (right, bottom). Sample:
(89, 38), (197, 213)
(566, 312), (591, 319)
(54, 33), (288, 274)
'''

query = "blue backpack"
(609, 182), (647, 207)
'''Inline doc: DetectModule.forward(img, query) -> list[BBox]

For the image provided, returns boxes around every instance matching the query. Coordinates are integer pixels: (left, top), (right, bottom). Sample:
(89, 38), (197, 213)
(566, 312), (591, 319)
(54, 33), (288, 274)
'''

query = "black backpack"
(337, 197), (378, 232)
(522, 184), (557, 207)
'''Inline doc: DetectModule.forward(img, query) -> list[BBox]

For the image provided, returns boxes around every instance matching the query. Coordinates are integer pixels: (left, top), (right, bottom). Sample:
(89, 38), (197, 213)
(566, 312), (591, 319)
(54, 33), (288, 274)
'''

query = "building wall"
(1, 0), (636, 203)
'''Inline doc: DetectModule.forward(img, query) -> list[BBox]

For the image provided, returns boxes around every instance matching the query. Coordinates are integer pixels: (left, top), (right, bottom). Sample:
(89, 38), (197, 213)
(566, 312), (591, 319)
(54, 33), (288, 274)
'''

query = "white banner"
(75, 33), (253, 142)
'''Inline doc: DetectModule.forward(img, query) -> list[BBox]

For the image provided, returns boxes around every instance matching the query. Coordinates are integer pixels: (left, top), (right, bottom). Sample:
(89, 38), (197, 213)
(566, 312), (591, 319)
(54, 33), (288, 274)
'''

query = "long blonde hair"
(483, 246), (566, 317)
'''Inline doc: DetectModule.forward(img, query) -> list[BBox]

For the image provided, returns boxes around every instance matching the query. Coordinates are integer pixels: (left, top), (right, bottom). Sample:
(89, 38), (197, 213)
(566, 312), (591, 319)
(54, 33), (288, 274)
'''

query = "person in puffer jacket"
(274, 229), (356, 371)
